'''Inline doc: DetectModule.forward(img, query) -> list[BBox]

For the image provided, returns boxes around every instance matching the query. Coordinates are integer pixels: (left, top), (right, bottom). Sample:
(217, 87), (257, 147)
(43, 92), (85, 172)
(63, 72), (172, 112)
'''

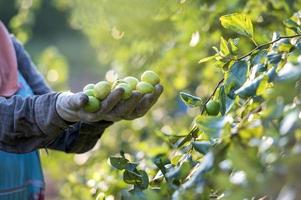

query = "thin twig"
(238, 34), (301, 60)
(251, 37), (258, 47)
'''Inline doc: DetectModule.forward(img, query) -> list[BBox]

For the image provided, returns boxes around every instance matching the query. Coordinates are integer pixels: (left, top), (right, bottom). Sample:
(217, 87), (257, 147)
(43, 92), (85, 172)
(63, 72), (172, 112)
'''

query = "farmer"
(0, 21), (163, 200)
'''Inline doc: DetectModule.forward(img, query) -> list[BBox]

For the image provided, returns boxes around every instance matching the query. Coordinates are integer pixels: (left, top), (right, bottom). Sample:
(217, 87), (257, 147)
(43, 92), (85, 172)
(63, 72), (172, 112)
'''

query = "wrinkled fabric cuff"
(66, 121), (113, 153)
(34, 92), (71, 136)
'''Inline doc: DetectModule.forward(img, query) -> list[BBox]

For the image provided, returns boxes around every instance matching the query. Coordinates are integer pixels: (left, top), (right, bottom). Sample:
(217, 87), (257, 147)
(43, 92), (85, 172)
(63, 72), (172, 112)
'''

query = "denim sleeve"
(10, 35), (113, 154)
(46, 121), (113, 153)
(0, 93), (70, 153)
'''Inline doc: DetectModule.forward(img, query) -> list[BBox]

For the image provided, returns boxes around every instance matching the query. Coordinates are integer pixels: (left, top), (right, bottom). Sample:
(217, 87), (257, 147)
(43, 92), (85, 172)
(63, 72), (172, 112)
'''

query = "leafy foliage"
(5, 1), (301, 199)
(106, 11), (301, 200)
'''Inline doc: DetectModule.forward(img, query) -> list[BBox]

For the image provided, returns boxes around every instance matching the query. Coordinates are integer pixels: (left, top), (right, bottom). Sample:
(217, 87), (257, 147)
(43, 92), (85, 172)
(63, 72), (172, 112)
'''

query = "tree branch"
(200, 34), (301, 115)
(238, 34), (301, 60)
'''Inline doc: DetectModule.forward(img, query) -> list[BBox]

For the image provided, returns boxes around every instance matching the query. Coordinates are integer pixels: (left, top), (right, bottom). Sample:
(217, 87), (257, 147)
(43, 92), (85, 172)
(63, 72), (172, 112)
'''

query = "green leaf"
(194, 116), (226, 140)
(192, 141), (211, 154)
(278, 39), (294, 52)
(109, 156), (129, 170)
(125, 162), (139, 171)
(123, 169), (143, 185)
(277, 62), (301, 81)
(153, 158), (167, 175)
(283, 18), (300, 29)
(235, 67), (276, 98)
(179, 92), (205, 107)
(224, 60), (249, 98)
(251, 48), (268, 64)
(172, 152), (214, 197)
(171, 155), (183, 165)
(198, 54), (218, 63)
(166, 161), (191, 182)
(220, 13), (254, 38)
(137, 170), (149, 190)
(217, 86), (234, 115)
(228, 38), (239, 55)
(267, 52), (282, 65)
(220, 36), (230, 56)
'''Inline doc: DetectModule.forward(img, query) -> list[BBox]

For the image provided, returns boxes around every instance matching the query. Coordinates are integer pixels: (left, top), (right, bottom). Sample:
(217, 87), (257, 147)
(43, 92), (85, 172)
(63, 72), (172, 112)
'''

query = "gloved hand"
(56, 84), (163, 123)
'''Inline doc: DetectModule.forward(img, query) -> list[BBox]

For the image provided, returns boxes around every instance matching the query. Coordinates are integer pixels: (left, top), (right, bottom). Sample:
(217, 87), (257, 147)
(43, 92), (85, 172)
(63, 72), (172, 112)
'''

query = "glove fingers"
(77, 88), (124, 122)
(131, 84), (163, 118)
(99, 88), (124, 113)
(68, 92), (89, 110)
(113, 91), (143, 116)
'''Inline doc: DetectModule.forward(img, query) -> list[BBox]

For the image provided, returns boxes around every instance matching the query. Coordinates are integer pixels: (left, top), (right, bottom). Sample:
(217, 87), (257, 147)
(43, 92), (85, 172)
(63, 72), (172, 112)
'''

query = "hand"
(56, 84), (163, 123)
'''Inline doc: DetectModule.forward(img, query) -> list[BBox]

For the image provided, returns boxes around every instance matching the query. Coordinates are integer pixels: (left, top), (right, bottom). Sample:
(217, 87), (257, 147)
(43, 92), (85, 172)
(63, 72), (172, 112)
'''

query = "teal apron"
(0, 72), (45, 200)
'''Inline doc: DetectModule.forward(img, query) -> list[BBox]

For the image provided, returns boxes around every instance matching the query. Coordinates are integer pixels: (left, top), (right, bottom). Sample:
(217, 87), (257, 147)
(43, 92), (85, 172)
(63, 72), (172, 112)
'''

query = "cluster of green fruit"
(82, 70), (160, 112)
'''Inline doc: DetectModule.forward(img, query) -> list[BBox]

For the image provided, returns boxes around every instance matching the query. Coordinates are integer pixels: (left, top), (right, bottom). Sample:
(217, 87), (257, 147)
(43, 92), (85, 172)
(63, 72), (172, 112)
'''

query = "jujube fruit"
(84, 96), (100, 113)
(123, 76), (139, 90)
(84, 89), (94, 97)
(112, 79), (126, 89)
(141, 70), (160, 86)
(116, 83), (132, 99)
(136, 81), (154, 94)
(93, 81), (111, 100)
(83, 83), (95, 91)
(205, 100), (220, 116)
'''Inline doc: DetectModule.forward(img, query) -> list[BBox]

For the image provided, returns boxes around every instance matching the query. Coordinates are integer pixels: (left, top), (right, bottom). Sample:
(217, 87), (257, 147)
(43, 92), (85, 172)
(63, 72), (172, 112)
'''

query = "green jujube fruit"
(205, 100), (220, 116)
(123, 76), (139, 90)
(112, 79), (127, 89)
(83, 83), (95, 91)
(116, 83), (132, 99)
(84, 96), (100, 113)
(84, 89), (94, 96)
(141, 70), (160, 86)
(93, 81), (111, 100)
(136, 81), (154, 94)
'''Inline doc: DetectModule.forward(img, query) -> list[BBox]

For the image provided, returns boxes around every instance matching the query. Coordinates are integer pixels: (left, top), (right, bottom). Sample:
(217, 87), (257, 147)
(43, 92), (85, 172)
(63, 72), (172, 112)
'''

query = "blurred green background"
(1, 0), (300, 199)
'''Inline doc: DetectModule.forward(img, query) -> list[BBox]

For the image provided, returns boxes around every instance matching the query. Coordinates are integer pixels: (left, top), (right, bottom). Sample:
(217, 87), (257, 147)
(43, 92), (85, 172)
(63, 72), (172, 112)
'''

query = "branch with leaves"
(109, 11), (301, 200)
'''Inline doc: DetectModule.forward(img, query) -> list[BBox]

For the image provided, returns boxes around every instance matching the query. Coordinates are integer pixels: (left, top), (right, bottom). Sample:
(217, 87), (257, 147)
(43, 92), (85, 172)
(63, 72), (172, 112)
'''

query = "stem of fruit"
(200, 78), (224, 114)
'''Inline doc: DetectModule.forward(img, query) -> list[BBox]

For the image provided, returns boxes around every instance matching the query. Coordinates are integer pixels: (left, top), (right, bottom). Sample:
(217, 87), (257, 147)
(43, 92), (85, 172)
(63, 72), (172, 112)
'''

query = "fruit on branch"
(205, 100), (220, 116)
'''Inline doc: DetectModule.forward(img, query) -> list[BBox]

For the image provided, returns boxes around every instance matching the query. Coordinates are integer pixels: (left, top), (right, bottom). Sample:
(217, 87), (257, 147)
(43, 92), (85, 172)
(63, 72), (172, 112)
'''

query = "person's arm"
(0, 93), (70, 153)
(46, 121), (113, 153)
(11, 36), (163, 154)
(12, 35), (114, 153)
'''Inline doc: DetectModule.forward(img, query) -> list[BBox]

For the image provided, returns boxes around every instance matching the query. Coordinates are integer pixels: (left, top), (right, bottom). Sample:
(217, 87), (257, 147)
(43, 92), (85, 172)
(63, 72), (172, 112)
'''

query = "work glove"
(56, 84), (163, 123)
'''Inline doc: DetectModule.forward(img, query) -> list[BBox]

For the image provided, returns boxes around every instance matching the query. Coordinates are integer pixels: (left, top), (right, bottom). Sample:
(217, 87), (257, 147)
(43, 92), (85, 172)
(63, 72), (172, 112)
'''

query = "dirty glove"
(56, 88), (124, 122)
(122, 84), (163, 120)
(56, 84), (163, 123)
